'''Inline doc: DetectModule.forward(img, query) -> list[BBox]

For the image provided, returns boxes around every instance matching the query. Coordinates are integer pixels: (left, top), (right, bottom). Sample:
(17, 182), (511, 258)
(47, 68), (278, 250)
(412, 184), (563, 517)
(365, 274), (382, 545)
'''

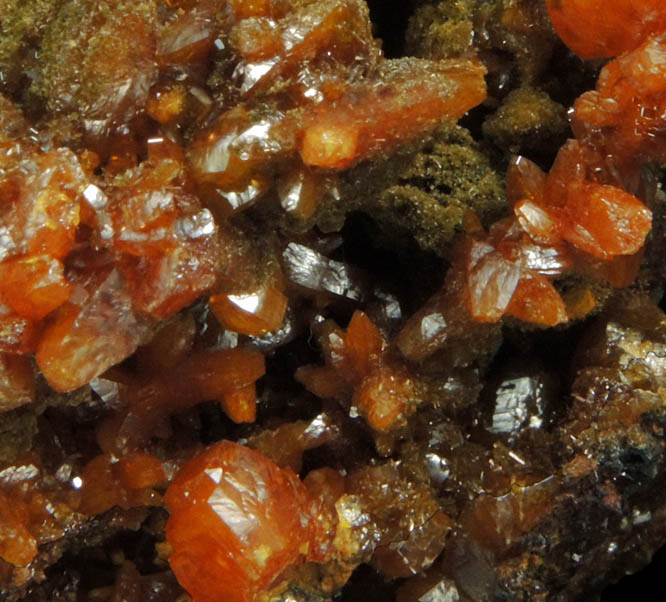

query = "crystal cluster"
(0, 122), (219, 394)
(2, 0), (666, 601)
(297, 310), (418, 431)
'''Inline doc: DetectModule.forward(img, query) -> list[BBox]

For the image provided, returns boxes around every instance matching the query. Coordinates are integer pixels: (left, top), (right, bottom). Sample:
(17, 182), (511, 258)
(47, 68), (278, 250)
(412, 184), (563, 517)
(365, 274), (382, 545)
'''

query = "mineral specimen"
(1, 0), (666, 601)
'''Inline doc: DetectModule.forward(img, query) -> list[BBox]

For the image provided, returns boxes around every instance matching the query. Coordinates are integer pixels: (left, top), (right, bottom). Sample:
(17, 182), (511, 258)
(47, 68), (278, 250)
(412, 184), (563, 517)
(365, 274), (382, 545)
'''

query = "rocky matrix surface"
(1, 0), (666, 600)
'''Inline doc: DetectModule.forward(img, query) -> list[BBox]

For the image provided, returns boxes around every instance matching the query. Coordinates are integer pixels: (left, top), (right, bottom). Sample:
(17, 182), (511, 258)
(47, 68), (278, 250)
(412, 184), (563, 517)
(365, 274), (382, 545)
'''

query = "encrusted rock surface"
(1, 1), (666, 601)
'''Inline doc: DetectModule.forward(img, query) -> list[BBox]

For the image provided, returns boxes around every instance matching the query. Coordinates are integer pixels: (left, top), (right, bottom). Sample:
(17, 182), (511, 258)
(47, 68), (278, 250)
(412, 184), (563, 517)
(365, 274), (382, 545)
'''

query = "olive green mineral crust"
(34, 0), (157, 121)
(482, 87), (568, 155)
(0, 0), (59, 91)
(0, 408), (36, 465)
(317, 125), (507, 258)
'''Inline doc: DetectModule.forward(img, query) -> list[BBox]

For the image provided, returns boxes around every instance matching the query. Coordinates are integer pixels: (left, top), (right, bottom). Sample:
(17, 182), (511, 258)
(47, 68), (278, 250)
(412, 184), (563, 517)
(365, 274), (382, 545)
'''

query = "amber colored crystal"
(0, 491), (37, 567)
(230, 0), (378, 97)
(295, 364), (348, 400)
(98, 347), (266, 454)
(506, 155), (547, 206)
(35, 271), (149, 393)
(115, 452), (166, 491)
(513, 198), (560, 245)
(79, 452), (164, 516)
(303, 467), (345, 563)
(247, 414), (340, 473)
(209, 285), (287, 336)
(165, 441), (315, 602)
(559, 182), (652, 259)
(110, 165), (219, 318)
(300, 59), (487, 169)
(505, 273), (567, 326)
(135, 312), (196, 374)
(146, 86), (187, 124)
(277, 166), (328, 219)
(462, 477), (558, 557)
(174, 349), (266, 404)
(0, 148), (83, 261)
(157, 3), (218, 67)
(343, 310), (384, 384)
(0, 255), (71, 320)
(354, 365), (418, 432)
(220, 384), (257, 424)
(562, 286), (597, 320)
(546, 0), (666, 58)
(464, 239), (521, 322)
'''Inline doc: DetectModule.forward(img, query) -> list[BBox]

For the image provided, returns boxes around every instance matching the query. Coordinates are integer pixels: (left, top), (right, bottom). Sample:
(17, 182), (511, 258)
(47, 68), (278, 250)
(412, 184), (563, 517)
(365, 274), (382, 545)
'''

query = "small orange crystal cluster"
(184, 0), (486, 220)
(296, 310), (418, 431)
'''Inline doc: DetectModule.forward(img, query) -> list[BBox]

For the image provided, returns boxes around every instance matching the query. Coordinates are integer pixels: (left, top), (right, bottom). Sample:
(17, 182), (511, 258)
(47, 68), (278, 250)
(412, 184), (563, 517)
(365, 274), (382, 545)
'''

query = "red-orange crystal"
(546, 0), (666, 58)
(166, 441), (335, 602)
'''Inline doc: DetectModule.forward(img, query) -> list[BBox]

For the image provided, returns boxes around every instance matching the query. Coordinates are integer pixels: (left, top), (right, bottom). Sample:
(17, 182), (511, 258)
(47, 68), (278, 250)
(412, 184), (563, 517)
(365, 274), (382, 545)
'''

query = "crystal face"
(165, 441), (331, 602)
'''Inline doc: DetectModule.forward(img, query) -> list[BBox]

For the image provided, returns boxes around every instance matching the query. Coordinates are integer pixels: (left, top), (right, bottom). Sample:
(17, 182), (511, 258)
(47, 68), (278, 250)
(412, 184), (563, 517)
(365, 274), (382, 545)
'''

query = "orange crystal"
(505, 272), (567, 326)
(35, 270), (149, 392)
(220, 384), (258, 424)
(546, 0), (666, 59)
(0, 255), (70, 320)
(300, 59), (487, 169)
(0, 491), (37, 567)
(79, 452), (165, 516)
(342, 310), (384, 384)
(209, 285), (288, 336)
(354, 364), (418, 432)
(166, 441), (328, 602)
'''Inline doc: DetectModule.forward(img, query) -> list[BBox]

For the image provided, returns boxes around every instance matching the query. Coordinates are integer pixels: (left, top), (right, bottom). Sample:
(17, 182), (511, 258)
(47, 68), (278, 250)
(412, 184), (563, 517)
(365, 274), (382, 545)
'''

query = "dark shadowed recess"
(365, 0), (416, 57)
(600, 543), (666, 602)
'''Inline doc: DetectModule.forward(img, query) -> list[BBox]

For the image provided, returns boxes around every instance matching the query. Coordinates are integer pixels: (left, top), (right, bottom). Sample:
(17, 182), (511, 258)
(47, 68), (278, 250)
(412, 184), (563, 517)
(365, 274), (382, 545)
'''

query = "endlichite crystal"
(546, 0), (666, 58)
(165, 441), (337, 602)
(298, 311), (420, 431)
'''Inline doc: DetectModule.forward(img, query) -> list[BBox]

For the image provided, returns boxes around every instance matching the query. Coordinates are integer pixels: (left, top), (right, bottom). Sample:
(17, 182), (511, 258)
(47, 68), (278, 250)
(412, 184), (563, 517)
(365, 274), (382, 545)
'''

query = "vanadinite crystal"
(3, 0), (666, 600)
(165, 441), (331, 602)
(546, 0), (666, 59)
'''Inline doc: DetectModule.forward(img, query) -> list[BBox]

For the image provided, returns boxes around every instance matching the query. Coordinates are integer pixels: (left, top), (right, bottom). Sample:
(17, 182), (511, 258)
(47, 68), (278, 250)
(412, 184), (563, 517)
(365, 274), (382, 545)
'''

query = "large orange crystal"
(166, 441), (327, 602)
(300, 59), (487, 169)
